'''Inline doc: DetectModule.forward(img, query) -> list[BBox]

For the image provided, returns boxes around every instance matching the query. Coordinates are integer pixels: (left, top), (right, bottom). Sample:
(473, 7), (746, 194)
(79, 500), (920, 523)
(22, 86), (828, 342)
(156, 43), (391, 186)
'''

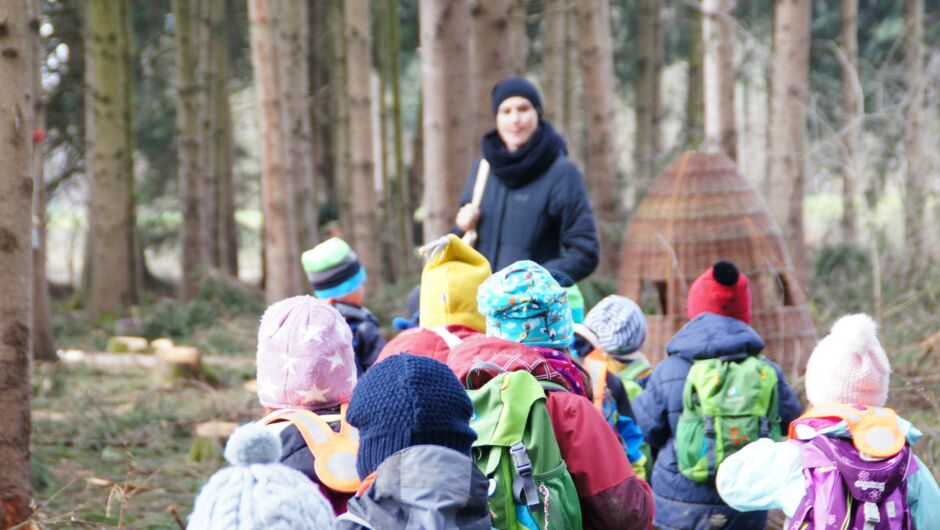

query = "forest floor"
(25, 246), (940, 529)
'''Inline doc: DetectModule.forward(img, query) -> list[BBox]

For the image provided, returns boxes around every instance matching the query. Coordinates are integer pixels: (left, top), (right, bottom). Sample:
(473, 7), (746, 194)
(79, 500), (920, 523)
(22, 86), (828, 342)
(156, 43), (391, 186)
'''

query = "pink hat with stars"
(256, 295), (357, 411)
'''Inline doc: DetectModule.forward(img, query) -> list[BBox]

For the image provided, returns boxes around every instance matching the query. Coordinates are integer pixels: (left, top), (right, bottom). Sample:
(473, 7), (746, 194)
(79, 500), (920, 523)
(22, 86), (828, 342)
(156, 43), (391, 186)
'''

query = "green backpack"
(675, 355), (781, 483)
(467, 370), (583, 530)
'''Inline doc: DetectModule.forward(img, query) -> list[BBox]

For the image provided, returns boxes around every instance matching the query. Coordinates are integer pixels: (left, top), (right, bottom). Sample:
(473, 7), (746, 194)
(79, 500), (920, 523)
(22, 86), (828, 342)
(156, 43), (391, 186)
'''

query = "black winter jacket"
(457, 153), (599, 282)
(332, 301), (384, 376)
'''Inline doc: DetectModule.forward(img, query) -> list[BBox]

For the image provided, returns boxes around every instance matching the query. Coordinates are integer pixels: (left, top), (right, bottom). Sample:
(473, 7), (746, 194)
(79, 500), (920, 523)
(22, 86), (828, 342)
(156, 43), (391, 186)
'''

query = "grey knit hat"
(584, 295), (647, 360)
(188, 424), (336, 529)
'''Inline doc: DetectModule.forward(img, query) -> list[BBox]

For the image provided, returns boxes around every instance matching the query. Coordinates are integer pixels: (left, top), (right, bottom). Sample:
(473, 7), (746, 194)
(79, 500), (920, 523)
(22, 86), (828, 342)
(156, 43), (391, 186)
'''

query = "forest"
(1, 0), (939, 528)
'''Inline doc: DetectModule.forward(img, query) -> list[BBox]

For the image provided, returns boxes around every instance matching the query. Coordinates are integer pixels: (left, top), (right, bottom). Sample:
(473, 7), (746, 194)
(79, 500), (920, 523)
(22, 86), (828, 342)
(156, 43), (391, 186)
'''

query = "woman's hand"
(455, 204), (481, 233)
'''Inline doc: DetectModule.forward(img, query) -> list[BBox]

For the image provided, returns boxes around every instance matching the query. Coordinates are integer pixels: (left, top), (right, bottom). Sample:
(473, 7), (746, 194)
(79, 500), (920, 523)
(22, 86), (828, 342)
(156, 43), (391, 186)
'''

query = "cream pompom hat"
(804, 314), (891, 407)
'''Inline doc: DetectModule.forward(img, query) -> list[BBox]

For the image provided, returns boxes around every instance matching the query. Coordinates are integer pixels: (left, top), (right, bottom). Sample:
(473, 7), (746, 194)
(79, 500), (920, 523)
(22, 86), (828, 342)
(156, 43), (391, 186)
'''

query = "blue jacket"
(633, 313), (802, 530)
(457, 153), (599, 282)
(716, 417), (940, 530)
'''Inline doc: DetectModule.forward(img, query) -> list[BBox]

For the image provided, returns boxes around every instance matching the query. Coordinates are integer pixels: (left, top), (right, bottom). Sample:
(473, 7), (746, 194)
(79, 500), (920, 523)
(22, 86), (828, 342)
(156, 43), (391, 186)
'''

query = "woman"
(454, 76), (599, 282)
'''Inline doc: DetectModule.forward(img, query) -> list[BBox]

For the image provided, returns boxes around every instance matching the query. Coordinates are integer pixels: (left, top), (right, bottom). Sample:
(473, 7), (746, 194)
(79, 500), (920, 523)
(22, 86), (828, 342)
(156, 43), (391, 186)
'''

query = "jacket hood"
(343, 445), (491, 530)
(666, 312), (765, 361)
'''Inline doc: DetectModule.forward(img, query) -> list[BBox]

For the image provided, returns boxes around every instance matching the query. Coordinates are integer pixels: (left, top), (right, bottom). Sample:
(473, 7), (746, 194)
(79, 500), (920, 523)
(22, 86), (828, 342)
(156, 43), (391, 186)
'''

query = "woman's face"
(496, 96), (538, 153)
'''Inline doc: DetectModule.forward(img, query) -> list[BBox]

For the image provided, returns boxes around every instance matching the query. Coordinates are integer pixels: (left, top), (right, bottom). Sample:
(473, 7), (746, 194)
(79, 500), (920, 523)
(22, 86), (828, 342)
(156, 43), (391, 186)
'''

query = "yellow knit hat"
(419, 235), (491, 332)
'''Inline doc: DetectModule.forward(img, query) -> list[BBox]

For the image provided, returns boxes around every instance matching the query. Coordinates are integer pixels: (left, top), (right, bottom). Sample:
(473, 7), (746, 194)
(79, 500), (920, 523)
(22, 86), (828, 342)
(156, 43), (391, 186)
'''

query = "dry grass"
(29, 357), (258, 528)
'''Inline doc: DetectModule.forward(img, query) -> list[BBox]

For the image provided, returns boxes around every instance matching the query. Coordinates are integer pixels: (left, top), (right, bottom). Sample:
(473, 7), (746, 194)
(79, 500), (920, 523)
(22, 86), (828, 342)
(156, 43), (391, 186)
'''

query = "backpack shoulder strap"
(430, 325), (464, 349)
(259, 408), (361, 493)
(583, 348), (609, 412)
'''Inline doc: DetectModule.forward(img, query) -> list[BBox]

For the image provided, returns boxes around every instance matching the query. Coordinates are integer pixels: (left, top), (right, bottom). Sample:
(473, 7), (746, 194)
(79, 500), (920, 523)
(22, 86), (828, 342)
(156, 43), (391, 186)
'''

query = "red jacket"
(376, 325), (482, 365)
(546, 390), (654, 529)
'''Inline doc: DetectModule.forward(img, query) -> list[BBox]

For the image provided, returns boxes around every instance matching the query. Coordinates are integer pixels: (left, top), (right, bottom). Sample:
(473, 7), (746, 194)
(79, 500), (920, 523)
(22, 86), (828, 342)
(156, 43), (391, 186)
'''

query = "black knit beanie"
(346, 353), (477, 478)
(491, 76), (543, 116)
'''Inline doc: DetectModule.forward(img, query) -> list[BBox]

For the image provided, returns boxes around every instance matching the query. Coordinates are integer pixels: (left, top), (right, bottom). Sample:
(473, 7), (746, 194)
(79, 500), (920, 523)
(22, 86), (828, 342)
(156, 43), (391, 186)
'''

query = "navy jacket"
(332, 301), (384, 376)
(457, 153), (599, 282)
(633, 313), (802, 530)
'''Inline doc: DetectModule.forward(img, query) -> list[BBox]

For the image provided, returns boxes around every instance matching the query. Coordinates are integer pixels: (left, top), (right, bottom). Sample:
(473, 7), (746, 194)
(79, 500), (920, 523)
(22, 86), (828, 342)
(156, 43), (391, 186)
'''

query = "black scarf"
(481, 120), (567, 189)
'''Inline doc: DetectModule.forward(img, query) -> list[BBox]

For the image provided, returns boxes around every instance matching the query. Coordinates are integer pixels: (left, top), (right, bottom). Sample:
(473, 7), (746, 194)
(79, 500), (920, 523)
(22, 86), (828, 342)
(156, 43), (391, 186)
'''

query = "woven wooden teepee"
(619, 151), (816, 378)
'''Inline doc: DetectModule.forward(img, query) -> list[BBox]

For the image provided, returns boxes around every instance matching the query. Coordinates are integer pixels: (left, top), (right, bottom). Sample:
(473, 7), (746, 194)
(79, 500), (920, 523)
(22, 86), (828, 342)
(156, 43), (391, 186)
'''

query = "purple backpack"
(789, 435), (917, 530)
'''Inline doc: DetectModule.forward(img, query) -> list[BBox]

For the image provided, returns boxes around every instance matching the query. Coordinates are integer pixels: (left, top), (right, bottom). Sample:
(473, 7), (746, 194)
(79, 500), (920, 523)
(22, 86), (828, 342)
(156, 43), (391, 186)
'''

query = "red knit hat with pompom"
(686, 260), (751, 323)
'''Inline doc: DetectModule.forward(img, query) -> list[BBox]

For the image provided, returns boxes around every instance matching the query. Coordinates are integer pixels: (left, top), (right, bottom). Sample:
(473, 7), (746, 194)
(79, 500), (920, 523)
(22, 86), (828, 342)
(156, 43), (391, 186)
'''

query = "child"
(303, 237), (385, 374)
(717, 314), (940, 529)
(582, 294), (654, 479)
(476, 260), (654, 530)
(376, 234), (490, 364)
(583, 295), (653, 386)
(337, 354), (491, 530)
(633, 260), (802, 530)
(255, 295), (361, 514)
(188, 423), (336, 529)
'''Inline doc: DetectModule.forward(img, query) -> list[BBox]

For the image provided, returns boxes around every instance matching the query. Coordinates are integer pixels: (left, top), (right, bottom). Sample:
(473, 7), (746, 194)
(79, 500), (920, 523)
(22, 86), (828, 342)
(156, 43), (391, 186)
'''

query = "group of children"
(188, 234), (940, 529)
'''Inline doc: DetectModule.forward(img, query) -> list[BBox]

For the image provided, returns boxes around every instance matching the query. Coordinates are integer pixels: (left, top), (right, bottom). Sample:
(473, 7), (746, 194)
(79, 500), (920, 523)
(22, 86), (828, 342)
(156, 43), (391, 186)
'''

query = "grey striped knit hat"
(584, 295), (647, 359)
(188, 424), (336, 529)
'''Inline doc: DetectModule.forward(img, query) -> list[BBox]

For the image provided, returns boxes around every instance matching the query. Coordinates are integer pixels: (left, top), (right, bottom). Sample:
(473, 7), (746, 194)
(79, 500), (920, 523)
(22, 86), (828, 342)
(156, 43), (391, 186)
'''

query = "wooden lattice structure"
(619, 152), (816, 378)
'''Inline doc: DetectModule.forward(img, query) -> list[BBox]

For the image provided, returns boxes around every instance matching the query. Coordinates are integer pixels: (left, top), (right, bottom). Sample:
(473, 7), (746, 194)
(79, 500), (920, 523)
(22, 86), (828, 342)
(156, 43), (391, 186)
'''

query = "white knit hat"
(188, 424), (336, 529)
(805, 314), (891, 407)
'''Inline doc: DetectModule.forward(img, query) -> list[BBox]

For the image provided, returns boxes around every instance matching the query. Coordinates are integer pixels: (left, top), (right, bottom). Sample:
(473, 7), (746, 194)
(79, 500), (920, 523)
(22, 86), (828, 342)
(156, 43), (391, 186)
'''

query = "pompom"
(828, 313), (881, 358)
(224, 424), (282, 466)
(712, 260), (740, 287)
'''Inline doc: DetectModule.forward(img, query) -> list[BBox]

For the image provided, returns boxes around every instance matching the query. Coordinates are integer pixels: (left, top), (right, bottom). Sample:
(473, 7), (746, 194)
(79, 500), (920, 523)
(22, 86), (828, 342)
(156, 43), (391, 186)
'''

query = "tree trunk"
(198, 0), (219, 269)
(215, 0), (238, 275)
(331, 1), (353, 241)
(310, 0), (334, 217)
(703, 0), (737, 160)
(839, 0), (858, 243)
(903, 0), (926, 262)
(543, 0), (567, 129)
(174, 0), (205, 299)
(120, 0), (140, 304)
(249, 0), (303, 304)
(345, 0), (380, 291)
(767, 0), (811, 284)
(31, 0), (54, 361)
(0, 1), (36, 523)
(410, 91), (424, 245)
(86, 0), (134, 316)
(470, 0), (513, 141)
(508, 0), (527, 74)
(576, 0), (621, 278)
(564, 4), (581, 167)
(420, 0), (472, 242)
(277, 0), (317, 262)
(685, 0), (704, 149)
(376, 0), (396, 282)
(634, 0), (663, 197)
(386, 0), (413, 273)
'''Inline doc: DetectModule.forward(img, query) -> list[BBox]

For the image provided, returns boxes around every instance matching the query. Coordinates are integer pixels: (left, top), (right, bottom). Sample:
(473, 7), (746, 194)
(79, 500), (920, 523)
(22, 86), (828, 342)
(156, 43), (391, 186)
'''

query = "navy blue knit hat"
(346, 353), (477, 478)
(491, 76), (543, 117)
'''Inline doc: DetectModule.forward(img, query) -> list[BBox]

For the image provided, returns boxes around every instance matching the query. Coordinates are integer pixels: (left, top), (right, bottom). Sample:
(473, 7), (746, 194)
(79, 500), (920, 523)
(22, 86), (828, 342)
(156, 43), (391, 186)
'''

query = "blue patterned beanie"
(584, 295), (647, 360)
(477, 260), (574, 350)
(346, 354), (477, 479)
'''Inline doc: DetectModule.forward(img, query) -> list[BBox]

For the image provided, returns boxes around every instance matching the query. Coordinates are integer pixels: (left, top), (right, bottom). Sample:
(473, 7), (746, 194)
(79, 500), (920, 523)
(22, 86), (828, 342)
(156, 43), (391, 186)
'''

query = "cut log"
(156, 346), (202, 381)
(106, 336), (150, 354)
(189, 420), (239, 463)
